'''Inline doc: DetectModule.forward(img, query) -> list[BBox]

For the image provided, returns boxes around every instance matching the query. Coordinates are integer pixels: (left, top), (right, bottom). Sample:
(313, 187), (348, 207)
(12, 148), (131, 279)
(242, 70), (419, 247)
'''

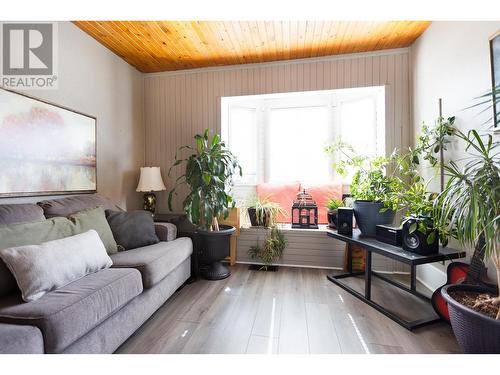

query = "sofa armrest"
(154, 223), (177, 242)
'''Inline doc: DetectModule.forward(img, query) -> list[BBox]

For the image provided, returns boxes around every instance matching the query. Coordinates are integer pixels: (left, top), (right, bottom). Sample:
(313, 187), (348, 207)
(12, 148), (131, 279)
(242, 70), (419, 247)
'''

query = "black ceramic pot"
(442, 284), (500, 354)
(198, 225), (236, 280)
(352, 200), (395, 237)
(247, 208), (270, 227)
(327, 209), (338, 229)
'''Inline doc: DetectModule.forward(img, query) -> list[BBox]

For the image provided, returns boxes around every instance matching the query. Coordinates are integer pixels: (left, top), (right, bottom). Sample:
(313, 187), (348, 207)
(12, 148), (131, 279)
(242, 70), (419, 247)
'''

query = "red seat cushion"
(303, 183), (343, 224)
(256, 182), (301, 223)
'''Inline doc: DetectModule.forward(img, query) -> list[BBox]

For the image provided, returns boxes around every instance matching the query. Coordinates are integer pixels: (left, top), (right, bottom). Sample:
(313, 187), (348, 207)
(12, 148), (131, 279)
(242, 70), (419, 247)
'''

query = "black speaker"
(376, 224), (402, 246)
(402, 220), (439, 255)
(337, 207), (353, 236)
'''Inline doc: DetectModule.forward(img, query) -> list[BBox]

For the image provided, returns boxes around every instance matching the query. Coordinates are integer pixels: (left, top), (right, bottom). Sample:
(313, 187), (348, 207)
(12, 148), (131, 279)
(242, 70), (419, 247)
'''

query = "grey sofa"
(0, 195), (192, 354)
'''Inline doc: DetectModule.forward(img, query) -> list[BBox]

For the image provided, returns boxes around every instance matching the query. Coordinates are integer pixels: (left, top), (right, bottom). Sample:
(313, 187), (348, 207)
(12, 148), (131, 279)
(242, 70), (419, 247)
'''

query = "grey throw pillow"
(0, 230), (112, 302)
(105, 210), (159, 251)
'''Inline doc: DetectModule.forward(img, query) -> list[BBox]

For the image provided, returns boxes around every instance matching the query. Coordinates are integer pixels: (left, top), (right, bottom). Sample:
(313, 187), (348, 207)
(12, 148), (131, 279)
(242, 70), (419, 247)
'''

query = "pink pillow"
(303, 183), (343, 224)
(256, 182), (301, 223)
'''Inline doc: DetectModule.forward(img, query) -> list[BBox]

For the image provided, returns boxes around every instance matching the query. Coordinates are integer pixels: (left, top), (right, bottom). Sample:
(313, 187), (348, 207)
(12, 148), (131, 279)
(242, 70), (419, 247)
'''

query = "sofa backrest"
(0, 194), (121, 298)
(0, 204), (45, 225)
(37, 194), (121, 218)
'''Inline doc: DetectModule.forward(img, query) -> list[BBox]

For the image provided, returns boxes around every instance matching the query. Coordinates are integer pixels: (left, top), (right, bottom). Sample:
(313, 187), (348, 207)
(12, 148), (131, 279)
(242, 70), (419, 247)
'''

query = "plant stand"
(326, 229), (465, 330)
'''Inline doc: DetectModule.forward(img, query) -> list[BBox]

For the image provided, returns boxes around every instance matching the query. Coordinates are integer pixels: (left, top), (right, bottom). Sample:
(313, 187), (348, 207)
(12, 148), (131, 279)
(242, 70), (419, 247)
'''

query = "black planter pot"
(247, 208), (270, 227)
(442, 284), (500, 353)
(198, 225), (236, 280)
(327, 209), (338, 229)
(353, 200), (395, 237)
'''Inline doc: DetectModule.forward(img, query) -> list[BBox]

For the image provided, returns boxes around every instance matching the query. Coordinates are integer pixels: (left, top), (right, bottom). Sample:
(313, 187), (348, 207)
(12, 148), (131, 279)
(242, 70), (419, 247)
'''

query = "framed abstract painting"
(0, 88), (96, 197)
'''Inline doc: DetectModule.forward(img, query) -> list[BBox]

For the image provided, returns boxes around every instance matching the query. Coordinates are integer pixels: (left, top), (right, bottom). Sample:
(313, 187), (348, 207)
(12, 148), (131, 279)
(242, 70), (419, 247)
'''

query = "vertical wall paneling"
(144, 49), (411, 213)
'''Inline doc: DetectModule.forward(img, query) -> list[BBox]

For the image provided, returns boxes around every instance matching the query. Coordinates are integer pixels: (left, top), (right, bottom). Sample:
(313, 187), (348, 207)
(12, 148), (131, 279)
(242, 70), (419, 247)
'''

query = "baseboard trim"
(416, 264), (447, 292)
(235, 261), (410, 276)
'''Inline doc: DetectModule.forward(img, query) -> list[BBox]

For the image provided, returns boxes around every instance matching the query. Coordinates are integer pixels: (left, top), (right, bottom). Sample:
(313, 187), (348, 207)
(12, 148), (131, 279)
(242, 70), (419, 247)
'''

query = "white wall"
(0, 22), (144, 209)
(411, 21), (500, 288)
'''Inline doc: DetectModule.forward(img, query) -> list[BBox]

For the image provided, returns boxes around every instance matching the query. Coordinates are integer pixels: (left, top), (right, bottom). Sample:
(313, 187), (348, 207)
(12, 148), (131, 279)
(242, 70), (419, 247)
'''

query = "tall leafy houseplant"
(435, 130), (500, 312)
(435, 129), (500, 354)
(168, 129), (241, 280)
(168, 129), (241, 231)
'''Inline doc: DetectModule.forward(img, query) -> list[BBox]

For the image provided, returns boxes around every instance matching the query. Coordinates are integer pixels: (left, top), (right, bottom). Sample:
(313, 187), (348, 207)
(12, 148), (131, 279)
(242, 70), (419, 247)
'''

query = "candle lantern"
(291, 189), (318, 229)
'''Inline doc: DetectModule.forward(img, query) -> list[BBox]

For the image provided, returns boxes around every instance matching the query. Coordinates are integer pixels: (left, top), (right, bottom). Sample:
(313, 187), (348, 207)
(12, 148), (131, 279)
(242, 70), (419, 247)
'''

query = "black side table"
(326, 229), (466, 330)
(154, 213), (200, 281)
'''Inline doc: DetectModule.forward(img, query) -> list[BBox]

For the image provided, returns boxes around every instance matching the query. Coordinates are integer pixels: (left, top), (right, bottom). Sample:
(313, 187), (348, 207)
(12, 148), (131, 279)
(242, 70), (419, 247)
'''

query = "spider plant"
(433, 129), (500, 318)
(248, 225), (287, 270)
(246, 196), (287, 227)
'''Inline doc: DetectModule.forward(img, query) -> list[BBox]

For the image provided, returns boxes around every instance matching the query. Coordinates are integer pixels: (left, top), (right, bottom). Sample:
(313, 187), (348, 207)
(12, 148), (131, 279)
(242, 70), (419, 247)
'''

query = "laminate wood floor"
(116, 264), (461, 354)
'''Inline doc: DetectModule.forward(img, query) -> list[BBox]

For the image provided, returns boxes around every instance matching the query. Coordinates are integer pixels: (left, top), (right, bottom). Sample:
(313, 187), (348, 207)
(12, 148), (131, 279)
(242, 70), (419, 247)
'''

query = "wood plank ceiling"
(73, 21), (430, 73)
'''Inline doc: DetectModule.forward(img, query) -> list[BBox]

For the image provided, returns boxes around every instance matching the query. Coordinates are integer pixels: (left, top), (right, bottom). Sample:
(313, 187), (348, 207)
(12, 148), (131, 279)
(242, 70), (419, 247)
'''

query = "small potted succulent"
(326, 198), (342, 229)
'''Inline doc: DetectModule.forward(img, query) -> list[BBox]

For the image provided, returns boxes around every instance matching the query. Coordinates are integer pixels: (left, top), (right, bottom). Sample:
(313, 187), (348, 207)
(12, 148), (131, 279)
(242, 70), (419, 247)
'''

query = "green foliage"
(246, 196), (287, 227)
(416, 116), (456, 167)
(248, 226), (287, 270)
(326, 198), (343, 211)
(404, 214), (439, 246)
(168, 129), (242, 231)
(433, 129), (500, 261)
(324, 139), (399, 208)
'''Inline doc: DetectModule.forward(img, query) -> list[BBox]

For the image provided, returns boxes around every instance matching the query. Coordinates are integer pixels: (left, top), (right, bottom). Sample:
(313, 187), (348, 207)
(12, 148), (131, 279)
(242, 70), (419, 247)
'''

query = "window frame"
(221, 86), (385, 187)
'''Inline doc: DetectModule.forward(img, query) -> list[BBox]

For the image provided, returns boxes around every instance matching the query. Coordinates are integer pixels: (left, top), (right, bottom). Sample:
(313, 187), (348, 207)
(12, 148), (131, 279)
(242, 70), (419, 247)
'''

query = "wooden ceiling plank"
(125, 21), (184, 71)
(74, 21), (141, 68)
(110, 21), (165, 72)
(74, 21), (430, 73)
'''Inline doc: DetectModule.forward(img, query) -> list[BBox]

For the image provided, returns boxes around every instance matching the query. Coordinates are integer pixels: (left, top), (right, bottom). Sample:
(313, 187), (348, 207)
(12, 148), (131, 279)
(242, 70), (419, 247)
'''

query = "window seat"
(236, 225), (410, 274)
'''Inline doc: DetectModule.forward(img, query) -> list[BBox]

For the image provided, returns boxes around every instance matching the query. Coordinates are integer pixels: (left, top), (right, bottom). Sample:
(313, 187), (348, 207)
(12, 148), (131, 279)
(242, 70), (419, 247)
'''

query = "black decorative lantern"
(291, 189), (318, 229)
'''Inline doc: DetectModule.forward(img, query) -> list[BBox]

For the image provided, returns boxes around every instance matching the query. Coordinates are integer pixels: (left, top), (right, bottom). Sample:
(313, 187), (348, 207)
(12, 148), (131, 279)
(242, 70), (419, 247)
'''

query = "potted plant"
(248, 225), (287, 271)
(434, 129), (500, 353)
(390, 147), (445, 253)
(168, 129), (242, 280)
(246, 196), (287, 227)
(325, 140), (397, 237)
(326, 197), (342, 229)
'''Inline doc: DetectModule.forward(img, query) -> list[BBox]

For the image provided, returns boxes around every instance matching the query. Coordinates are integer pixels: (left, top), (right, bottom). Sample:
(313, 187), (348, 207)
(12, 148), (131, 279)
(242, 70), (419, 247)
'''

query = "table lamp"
(136, 167), (166, 215)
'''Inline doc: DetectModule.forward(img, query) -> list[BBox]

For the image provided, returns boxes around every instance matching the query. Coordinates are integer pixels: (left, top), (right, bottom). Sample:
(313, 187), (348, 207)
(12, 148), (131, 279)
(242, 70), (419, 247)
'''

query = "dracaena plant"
(433, 129), (500, 317)
(168, 129), (242, 231)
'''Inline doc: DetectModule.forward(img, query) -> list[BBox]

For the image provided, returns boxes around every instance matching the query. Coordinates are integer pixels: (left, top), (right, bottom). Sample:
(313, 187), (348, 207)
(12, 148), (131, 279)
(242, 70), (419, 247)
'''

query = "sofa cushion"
(0, 268), (142, 353)
(0, 203), (45, 225)
(105, 210), (159, 250)
(69, 207), (118, 254)
(154, 222), (177, 242)
(0, 323), (44, 354)
(256, 181), (300, 223)
(110, 237), (192, 289)
(303, 182), (343, 224)
(0, 230), (113, 302)
(37, 194), (121, 218)
(0, 217), (74, 298)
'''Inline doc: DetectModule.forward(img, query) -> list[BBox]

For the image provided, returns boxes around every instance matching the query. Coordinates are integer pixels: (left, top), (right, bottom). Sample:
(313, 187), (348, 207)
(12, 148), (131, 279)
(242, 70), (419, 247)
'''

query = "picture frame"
(489, 30), (500, 128)
(0, 87), (97, 197)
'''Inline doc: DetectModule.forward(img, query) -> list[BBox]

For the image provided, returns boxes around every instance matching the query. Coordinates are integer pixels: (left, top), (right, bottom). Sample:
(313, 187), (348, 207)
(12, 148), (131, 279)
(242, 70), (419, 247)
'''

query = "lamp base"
(143, 192), (156, 216)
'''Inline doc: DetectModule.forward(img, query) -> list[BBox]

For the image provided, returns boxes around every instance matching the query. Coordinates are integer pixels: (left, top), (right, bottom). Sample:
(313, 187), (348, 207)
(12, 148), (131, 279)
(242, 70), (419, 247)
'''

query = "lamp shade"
(136, 167), (166, 192)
